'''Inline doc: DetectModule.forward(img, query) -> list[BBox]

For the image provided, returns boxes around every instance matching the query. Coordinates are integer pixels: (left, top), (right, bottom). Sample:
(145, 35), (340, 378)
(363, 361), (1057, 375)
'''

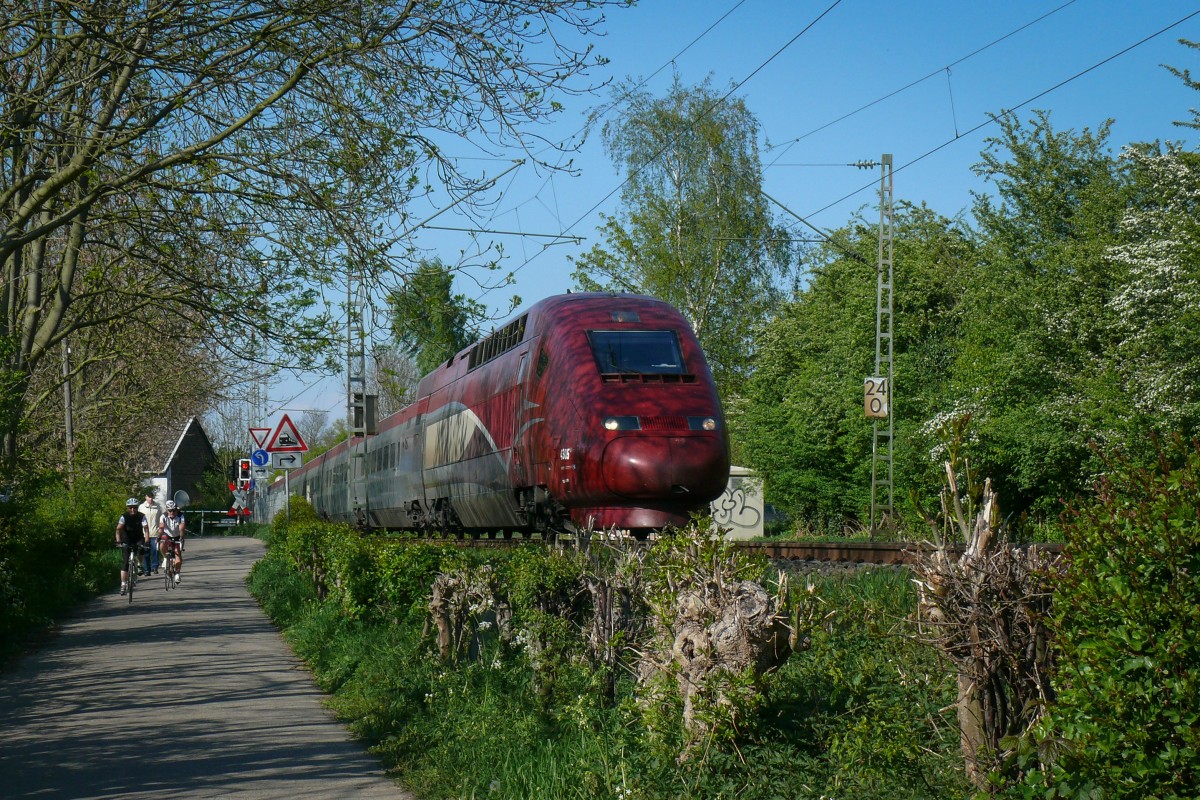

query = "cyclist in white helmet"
(157, 500), (186, 584)
(115, 498), (149, 595)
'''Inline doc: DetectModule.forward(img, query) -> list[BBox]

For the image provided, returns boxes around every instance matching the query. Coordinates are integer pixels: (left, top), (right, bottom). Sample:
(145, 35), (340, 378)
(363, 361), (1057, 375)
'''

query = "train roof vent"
(468, 315), (528, 370)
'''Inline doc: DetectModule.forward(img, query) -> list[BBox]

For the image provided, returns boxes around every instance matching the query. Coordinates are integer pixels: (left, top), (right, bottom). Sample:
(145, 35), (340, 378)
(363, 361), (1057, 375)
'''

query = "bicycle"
(118, 541), (143, 603)
(160, 535), (181, 591)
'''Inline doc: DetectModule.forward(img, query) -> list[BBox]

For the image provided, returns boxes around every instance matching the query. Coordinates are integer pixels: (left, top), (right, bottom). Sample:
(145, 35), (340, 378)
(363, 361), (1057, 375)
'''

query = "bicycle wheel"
(164, 553), (174, 591)
(127, 548), (136, 603)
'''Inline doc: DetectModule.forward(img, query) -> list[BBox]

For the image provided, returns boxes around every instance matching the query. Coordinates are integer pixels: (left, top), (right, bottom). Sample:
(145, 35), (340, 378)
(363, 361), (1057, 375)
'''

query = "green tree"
(1165, 36), (1200, 132)
(736, 204), (976, 530)
(388, 259), (488, 376)
(570, 75), (792, 398)
(193, 447), (239, 510)
(304, 418), (350, 460)
(1103, 143), (1200, 443)
(370, 345), (421, 416)
(0, 0), (621, 477)
(953, 111), (1130, 516)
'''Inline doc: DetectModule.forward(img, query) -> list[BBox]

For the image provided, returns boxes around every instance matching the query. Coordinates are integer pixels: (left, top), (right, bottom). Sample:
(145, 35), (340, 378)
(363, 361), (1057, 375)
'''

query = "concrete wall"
(710, 466), (763, 540)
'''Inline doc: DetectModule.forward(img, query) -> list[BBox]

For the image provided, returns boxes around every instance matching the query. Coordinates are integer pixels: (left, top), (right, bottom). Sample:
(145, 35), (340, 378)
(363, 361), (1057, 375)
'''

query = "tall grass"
(248, 542), (970, 799)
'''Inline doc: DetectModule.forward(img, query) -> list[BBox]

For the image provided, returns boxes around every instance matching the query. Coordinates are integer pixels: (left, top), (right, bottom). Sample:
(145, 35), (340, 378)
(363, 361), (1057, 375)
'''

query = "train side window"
(536, 348), (549, 378)
(468, 314), (528, 369)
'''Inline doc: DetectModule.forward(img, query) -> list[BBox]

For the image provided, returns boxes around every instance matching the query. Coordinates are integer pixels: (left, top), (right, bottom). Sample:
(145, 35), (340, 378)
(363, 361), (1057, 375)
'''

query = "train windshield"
(588, 330), (687, 375)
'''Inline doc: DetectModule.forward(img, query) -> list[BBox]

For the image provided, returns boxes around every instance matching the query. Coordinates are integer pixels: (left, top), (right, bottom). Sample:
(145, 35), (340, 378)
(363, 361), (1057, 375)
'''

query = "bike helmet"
(165, 500), (177, 510)
(126, 498), (138, 507)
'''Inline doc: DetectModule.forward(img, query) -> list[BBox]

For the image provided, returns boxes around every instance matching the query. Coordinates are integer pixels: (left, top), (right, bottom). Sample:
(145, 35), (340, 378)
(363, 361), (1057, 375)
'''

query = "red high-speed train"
(264, 293), (730, 536)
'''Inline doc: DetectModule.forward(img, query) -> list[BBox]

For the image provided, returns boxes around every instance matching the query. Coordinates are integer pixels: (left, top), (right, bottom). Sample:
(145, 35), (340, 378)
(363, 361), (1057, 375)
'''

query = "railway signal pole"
(869, 154), (895, 538)
(347, 256), (371, 526)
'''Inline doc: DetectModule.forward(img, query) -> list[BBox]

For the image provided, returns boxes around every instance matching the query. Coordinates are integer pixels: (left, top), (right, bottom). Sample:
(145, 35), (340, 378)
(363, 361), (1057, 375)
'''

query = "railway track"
(738, 540), (1063, 565)
(391, 534), (1064, 565)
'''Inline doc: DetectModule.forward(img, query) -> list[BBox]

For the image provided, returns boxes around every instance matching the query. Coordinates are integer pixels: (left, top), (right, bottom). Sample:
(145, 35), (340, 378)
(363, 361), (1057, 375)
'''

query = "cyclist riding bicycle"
(115, 498), (150, 596)
(157, 500), (186, 584)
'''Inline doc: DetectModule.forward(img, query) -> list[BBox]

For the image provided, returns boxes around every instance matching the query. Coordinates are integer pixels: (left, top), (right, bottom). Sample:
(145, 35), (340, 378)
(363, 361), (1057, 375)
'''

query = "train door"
(512, 351), (533, 484)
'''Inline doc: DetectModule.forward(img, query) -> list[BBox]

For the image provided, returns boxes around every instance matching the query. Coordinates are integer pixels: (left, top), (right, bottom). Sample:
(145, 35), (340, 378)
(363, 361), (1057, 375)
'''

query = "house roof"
(141, 416), (217, 476)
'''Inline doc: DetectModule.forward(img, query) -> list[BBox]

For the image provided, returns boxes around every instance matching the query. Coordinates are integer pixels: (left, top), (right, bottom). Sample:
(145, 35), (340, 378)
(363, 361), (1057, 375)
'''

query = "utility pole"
(340, 162), (519, 526)
(244, 319), (269, 520)
(346, 255), (372, 526)
(869, 154), (895, 538)
(249, 366), (266, 518)
(62, 342), (74, 491)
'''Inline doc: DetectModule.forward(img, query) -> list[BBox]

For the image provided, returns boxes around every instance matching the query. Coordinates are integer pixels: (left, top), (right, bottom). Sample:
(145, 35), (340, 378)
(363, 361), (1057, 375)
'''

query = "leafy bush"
(1023, 437), (1200, 798)
(0, 474), (126, 663)
(375, 541), (469, 623)
(246, 547), (315, 628)
(770, 569), (968, 798)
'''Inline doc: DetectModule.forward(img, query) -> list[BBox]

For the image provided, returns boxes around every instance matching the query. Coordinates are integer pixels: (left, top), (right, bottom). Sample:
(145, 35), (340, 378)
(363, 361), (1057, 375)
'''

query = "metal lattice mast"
(247, 334), (268, 518)
(870, 154), (895, 537)
(347, 257), (369, 523)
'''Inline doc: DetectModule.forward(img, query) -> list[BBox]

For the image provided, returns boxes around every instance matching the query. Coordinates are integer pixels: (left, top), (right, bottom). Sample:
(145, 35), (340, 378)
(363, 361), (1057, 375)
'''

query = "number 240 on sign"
(864, 377), (889, 419)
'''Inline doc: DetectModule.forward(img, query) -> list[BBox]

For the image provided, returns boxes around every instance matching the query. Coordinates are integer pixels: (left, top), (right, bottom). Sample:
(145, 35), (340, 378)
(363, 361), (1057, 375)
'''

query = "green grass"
(247, 546), (971, 799)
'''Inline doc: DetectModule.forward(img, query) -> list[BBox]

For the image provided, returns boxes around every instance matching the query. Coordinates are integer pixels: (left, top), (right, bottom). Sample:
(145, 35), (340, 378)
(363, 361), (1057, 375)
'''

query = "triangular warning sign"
(266, 413), (308, 452)
(249, 427), (272, 448)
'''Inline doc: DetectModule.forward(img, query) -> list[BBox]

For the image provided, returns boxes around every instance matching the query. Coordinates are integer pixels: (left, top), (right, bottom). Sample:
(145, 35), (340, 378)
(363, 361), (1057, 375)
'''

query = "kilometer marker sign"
(864, 377), (889, 419)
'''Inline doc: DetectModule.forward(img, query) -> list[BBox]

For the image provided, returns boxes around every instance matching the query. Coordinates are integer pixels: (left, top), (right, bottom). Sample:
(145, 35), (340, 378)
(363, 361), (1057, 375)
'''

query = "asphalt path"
(0, 536), (414, 799)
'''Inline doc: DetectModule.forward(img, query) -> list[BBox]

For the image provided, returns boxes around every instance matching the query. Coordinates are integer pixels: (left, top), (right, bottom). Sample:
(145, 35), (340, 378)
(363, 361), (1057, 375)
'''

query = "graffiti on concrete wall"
(710, 469), (763, 539)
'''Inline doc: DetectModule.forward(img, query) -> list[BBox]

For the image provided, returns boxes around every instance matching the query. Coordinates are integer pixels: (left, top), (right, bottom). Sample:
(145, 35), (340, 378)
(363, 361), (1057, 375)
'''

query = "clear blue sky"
(267, 0), (1200, 427)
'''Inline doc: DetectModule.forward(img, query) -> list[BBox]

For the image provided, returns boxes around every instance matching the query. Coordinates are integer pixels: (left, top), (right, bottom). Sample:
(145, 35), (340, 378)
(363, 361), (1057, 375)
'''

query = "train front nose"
(601, 435), (730, 502)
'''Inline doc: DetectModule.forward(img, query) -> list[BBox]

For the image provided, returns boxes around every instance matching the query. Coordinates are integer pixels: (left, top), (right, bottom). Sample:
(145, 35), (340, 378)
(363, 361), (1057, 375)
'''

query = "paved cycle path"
(0, 536), (413, 799)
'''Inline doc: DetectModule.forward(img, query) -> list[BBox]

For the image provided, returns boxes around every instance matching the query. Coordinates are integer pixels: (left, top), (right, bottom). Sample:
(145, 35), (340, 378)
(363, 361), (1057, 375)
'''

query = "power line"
(511, 0), (1100, 262)
(489, 0), (1085, 288)
(266, 373), (343, 420)
(764, 0), (1081, 166)
(494, 0), (847, 290)
(792, 6), (1200, 229)
(475, 0), (755, 253)
(424, 225), (582, 243)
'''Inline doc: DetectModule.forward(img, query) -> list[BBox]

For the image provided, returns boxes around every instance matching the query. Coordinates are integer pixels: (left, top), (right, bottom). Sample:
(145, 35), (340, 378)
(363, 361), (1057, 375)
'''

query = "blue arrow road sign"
(251, 448), (270, 467)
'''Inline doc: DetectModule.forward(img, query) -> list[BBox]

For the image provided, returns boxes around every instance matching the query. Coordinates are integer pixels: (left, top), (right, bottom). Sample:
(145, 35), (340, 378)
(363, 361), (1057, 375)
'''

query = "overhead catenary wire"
(788, 6), (1200, 235)
(486, 0), (1095, 293)
(763, 0), (1081, 166)
(491, 0), (847, 293)
(270, 4), (1200, 421)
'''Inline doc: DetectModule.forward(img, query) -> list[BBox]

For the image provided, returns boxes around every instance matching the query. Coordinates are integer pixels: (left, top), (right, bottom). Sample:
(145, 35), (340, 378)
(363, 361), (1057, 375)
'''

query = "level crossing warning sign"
(266, 413), (308, 452)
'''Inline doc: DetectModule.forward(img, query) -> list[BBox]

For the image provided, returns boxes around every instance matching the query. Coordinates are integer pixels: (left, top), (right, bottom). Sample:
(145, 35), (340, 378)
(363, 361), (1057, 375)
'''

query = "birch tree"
(570, 76), (792, 397)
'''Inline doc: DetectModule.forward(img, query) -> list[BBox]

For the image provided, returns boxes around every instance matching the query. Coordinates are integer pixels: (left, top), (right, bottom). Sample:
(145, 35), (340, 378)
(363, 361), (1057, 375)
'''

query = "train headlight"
(603, 416), (641, 431)
(688, 416), (718, 431)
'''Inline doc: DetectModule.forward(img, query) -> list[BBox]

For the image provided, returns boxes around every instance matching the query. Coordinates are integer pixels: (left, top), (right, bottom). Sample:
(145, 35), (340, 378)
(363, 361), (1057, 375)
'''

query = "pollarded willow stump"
(914, 477), (1060, 790)
(428, 566), (512, 662)
(639, 574), (794, 758)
